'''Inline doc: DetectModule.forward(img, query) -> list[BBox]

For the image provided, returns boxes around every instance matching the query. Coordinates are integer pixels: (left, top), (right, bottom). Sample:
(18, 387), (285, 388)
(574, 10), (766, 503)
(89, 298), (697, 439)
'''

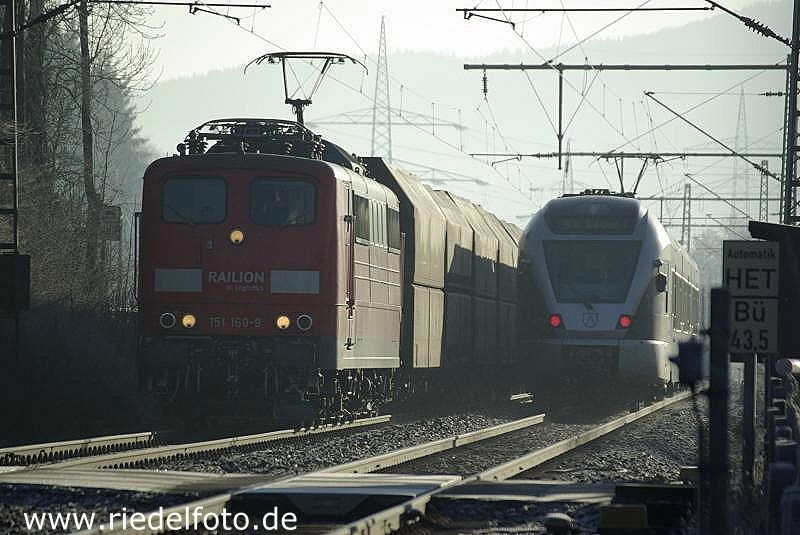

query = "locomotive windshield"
(162, 177), (226, 224)
(543, 240), (642, 303)
(251, 179), (315, 226)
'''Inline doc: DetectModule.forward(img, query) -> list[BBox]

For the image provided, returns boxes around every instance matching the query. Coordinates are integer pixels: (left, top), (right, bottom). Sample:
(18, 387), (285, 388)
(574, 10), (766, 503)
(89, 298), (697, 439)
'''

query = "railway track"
(68, 391), (694, 534)
(67, 412), (545, 534)
(333, 389), (695, 535)
(2, 416), (390, 471)
(1, 391), (692, 534)
(0, 431), (160, 466)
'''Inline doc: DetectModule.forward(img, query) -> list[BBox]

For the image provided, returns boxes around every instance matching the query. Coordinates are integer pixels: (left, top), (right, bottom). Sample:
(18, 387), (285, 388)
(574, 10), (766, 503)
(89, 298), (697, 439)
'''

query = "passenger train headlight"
(276, 315), (291, 330)
(297, 314), (313, 331)
(548, 314), (562, 328)
(159, 312), (176, 329)
(618, 315), (632, 329)
(181, 314), (197, 329)
(229, 228), (245, 245)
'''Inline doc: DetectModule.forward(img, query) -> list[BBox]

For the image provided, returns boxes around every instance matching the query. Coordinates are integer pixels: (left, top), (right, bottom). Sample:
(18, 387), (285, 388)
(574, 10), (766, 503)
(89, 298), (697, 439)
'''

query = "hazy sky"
(136, 0), (789, 236)
(147, 0), (781, 80)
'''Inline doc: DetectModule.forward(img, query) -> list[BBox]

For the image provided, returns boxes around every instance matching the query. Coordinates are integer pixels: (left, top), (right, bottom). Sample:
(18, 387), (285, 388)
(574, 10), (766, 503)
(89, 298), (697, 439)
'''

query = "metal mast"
(0, 0), (17, 255)
(371, 16), (392, 160)
(783, 0), (800, 224)
(681, 183), (692, 251)
(732, 86), (749, 218)
(760, 160), (770, 221)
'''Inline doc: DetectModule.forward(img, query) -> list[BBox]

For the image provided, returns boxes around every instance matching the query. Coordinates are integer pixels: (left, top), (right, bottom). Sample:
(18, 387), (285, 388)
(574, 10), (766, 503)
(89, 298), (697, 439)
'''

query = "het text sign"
(723, 240), (780, 356)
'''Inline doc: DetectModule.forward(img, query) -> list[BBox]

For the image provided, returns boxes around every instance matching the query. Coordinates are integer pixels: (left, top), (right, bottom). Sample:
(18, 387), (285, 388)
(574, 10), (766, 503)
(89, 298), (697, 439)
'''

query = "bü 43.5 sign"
(723, 240), (779, 356)
(729, 299), (778, 353)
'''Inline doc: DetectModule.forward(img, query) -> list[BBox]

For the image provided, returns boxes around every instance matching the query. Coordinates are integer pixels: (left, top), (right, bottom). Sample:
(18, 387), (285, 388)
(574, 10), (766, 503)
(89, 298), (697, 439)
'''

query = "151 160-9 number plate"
(209, 316), (263, 329)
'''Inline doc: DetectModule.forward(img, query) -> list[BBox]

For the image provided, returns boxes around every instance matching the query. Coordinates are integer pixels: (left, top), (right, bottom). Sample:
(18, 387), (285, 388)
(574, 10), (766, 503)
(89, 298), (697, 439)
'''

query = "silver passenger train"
(518, 189), (700, 392)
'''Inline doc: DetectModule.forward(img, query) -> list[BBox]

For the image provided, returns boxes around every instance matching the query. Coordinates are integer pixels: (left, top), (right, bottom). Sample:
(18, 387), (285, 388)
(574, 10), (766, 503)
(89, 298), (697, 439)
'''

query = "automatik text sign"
(723, 240), (780, 356)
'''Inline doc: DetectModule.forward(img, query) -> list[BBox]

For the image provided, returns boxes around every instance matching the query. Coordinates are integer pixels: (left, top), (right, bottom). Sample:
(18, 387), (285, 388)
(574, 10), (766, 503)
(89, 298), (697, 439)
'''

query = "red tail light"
(618, 314), (632, 328)
(549, 314), (562, 328)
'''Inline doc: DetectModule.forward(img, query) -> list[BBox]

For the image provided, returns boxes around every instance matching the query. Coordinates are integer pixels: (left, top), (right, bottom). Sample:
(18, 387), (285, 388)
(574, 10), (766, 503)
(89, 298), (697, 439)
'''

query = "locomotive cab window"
(251, 179), (315, 226)
(354, 195), (370, 242)
(162, 177), (226, 224)
(387, 208), (401, 251)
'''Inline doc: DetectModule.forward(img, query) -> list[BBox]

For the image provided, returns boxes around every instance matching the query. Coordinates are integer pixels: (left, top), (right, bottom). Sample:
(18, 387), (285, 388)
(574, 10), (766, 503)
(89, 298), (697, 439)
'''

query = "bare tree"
(16, 0), (158, 308)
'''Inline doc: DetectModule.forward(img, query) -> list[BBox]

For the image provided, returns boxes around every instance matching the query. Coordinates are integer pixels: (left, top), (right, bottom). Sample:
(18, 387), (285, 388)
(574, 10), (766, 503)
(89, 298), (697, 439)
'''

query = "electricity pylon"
(371, 16), (392, 161)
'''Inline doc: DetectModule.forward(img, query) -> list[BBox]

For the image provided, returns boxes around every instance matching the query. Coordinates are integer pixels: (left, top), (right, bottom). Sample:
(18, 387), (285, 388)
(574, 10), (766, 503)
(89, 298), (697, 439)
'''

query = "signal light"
(618, 314), (632, 329)
(181, 314), (196, 329)
(276, 315), (291, 330)
(229, 229), (245, 245)
(549, 314), (562, 328)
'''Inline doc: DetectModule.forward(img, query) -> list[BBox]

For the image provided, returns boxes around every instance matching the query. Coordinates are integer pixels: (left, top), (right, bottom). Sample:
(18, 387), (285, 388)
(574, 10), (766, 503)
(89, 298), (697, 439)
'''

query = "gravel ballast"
(0, 485), (197, 535)
(155, 411), (517, 475)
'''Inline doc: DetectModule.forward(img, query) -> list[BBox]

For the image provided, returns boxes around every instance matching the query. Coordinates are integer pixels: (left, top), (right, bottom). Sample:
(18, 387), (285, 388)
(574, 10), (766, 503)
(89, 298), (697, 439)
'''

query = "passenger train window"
(162, 177), (226, 224)
(387, 209), (401, 250)
(354, 195), (370, 242)
(251, 179), (315, 226)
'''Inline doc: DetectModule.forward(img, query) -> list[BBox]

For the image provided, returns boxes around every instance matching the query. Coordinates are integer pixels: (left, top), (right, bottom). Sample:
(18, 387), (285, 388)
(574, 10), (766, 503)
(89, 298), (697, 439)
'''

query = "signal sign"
(723, 240), (780, 356)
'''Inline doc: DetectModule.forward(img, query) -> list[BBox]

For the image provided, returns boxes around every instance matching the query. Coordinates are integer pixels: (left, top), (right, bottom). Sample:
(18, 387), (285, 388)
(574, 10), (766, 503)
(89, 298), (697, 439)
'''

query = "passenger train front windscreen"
(543, 240), (642, 303)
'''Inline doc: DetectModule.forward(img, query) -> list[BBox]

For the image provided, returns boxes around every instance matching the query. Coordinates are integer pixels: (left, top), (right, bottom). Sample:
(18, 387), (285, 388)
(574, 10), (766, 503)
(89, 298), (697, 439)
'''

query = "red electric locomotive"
(137, 118), (522, 421)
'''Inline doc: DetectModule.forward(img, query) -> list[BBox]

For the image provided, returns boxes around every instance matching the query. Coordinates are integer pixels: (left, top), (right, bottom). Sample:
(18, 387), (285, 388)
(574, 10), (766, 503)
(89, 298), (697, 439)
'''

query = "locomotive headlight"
(297, 314), (313, 331)
(618, 314), (632, 329)
(276, 315), (291, 330)
(181, 313), (197, 329)
(229, 228), (245, 245)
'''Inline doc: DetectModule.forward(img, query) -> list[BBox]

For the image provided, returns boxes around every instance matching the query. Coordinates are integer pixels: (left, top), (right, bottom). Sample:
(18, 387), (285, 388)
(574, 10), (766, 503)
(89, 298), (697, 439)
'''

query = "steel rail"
(320, 413), (546, 475)
(0, 431), (158, 465)
(71, 414), (544, 534)
(36, 415), (391, 470)
(474, 390), (693, 481)
(330, 390), (694, 535)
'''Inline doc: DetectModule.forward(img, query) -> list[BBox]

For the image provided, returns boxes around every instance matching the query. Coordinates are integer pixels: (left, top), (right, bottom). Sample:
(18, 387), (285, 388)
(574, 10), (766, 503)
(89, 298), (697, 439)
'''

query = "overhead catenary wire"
(645, 91), (778, 180)
(463, 3), (785, 176)
(606, 61), (784, 154)
(177, 1), (527, 201)
(301, 2), (533, 199)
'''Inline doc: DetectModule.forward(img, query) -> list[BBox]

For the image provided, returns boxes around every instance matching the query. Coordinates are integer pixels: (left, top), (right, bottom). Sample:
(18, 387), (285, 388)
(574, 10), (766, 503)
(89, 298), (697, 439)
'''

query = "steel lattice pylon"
(760, 160), (770, 221)
(783, 0), (800, 223)
(732, 86), (749, 219)
(681, 182), (692, 251)
(371, 16), (392, 161)
(0, 0), (18, 254)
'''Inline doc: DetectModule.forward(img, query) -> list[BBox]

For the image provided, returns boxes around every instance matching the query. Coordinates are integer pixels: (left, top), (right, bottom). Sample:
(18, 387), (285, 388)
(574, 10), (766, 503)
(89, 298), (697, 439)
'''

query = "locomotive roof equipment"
(176, 118), (366, 173)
